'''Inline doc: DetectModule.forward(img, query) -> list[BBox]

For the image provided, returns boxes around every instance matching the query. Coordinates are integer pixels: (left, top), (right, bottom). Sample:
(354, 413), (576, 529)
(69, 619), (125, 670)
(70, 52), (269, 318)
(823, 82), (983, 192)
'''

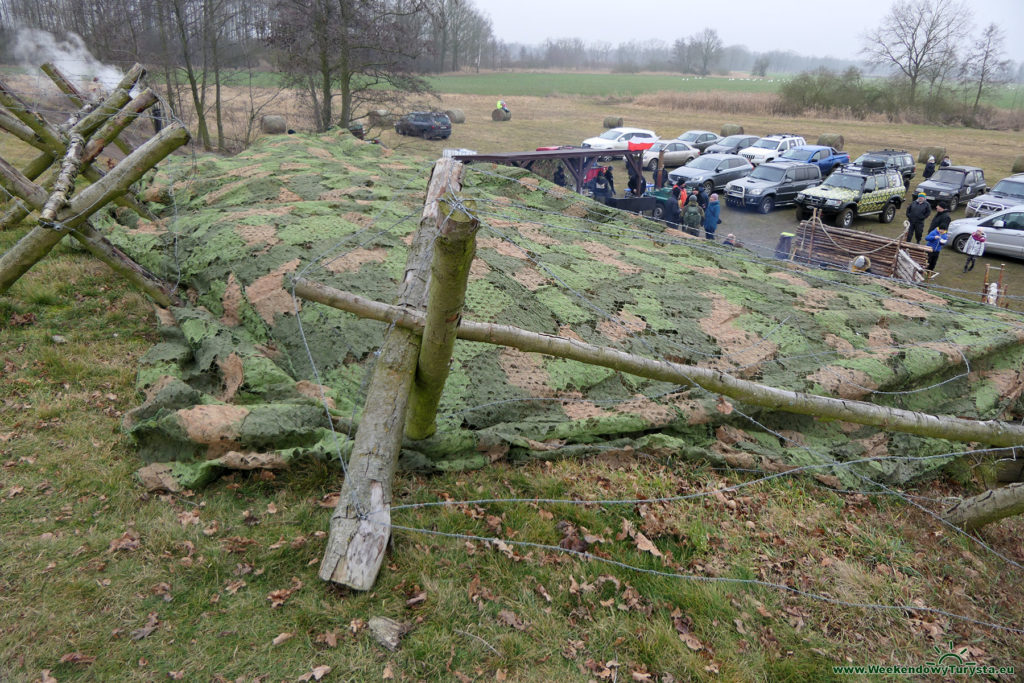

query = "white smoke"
(12, 28), (124, 93)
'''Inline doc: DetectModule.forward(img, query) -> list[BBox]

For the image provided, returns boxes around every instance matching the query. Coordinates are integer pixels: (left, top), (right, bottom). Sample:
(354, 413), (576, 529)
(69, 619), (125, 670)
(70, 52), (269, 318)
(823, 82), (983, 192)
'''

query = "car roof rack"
(837, 161), (892, 175)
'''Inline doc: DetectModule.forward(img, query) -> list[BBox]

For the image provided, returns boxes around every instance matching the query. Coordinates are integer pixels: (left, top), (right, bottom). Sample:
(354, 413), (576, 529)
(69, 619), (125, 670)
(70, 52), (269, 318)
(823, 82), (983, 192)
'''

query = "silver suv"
(738, 134), (806, 166)
(965, 173), (1024, 218)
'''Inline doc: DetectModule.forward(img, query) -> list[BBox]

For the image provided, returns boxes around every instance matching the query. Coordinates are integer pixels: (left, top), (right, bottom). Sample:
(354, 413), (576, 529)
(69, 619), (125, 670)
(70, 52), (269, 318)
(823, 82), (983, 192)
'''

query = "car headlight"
(796, 193), (806, 201)
(747, 188), (763, 195)
(825, 199), (841, 207)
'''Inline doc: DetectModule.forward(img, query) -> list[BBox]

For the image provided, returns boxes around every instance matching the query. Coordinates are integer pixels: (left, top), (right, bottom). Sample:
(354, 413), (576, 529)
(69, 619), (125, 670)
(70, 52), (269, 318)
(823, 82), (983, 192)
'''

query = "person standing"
(553, 165), (567, 187)
(940, 155), (951, 168)
(963, 228), (986, 272)
(604, 166), (616, 196)
(906, 192), (931, 243)
(923, 156), (936, 180)
(925, 202), (951, 270)
(662, 186), (681, 229)
(681, 195), (704, 236)
(695, 185), (709, 212)
(703, 193), (721, 240)
(592, 171), (611, 203)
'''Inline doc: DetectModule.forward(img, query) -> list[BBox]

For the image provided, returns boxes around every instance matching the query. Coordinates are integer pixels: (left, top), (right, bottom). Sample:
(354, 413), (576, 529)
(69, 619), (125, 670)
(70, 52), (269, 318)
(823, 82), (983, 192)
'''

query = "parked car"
(738, 134), (806, 166)
(703, 134), (759, 156)
(642, 140), (700, 171)
(965, 173), (1024, 217)
(676, 130), (721, 153)
(947, 204), (1024, 258)
(914, 165), (986, 212)
(581, 127), (659, 152)
(851, 149), (915, 188)
(667, 153), (753, 193)
(776, 145), (849, 176)
(394, 111), (451, 139)
(724, 162), (822, 213)
(794, 162), (905, 228)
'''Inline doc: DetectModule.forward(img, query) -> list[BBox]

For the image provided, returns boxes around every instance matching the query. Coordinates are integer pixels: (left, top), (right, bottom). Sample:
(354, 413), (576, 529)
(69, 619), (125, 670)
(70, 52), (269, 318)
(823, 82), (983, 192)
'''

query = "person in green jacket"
(681, 195), (704, 236)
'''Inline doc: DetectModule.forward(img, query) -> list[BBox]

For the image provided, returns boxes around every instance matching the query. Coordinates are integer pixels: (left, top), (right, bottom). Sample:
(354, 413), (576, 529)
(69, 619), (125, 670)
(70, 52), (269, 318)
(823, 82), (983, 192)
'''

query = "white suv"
(581, 127), (658, 152)
(739, 135), (806, 166)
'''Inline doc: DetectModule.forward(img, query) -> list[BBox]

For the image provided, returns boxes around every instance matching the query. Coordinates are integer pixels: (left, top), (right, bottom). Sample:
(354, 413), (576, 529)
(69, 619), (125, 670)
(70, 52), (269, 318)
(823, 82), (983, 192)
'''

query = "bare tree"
(691, 28), (723, 76)
(271, 0), (431, 132)
(963, 23), (1011, 119)
(861, 0), (968, 108)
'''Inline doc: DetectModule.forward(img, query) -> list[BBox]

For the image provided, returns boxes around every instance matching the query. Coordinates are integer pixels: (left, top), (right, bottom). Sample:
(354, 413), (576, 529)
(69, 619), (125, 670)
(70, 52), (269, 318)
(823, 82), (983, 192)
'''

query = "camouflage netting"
(98, 132), (1024, 491)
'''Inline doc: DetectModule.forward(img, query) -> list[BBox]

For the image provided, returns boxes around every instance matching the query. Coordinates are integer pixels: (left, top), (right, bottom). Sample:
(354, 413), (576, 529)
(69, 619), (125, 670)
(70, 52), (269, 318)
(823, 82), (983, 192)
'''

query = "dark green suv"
(795, 164), (906, 228)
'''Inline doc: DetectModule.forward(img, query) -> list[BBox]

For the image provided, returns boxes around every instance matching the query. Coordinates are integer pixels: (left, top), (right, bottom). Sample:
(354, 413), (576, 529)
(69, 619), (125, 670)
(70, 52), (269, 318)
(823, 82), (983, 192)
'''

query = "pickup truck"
(738, 134), (806, 166)
(776, 145), (849, 176)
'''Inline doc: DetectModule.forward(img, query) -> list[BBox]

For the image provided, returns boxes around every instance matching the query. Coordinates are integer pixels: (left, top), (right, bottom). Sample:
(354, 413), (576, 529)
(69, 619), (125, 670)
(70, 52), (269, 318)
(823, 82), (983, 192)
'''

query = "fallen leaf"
(734, 618), (746, 635)
(9, 312), (36, 326)
(632, 531), (663, 558)
(315, 630), (339, 648)
(680, 632), (704, 651)
(267, 577), (303, 608)
(41, 671), (57, 683)
(225, 579), (246, 595)
(177, 509), (200, 527)
(6, 485), (24, 498)
(272, 632), (294, 646)
(497, 609), (530, 631)
(382, 662), (394, 680)
(715, 396), (734, 415)
(202, 521), (219, 536)
(59, 652), (96, 665)
(266, 502), (278, 514)
(168, 671), (185, 680)
(316, 492), (340, 508)
(131, 613), (160, 640)
(704, 663), (720, 674)
(631, 671), (653, 681)
(298, 665), (332, 681)
(107, 530), (140, 553)
(405, 590), (426, 608)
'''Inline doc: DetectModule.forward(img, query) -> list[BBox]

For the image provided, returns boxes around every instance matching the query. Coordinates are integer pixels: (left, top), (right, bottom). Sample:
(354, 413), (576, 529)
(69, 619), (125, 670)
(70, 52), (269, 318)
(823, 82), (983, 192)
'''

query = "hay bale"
(918, 146), (946, 164)
(720, 124), (744, 137)
(603, 116), (624, 129)
(368, 109), (392, 127)
(1012, 156), (1024, 174)
(444, 109), (465, 124)
(260, 115), (287, 135)
(816, 133), (844, 150)
(491, 108), (512, 122)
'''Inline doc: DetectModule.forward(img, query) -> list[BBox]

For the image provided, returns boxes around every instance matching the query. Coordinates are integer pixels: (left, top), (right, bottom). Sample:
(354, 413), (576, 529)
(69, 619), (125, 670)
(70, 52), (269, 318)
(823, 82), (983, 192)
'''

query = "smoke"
(12, 27), (124, 92)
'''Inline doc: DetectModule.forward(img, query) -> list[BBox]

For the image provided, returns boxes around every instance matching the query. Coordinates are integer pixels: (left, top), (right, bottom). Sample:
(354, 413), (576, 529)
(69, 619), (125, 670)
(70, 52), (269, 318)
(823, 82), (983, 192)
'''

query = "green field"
(426, 72), (785, 97)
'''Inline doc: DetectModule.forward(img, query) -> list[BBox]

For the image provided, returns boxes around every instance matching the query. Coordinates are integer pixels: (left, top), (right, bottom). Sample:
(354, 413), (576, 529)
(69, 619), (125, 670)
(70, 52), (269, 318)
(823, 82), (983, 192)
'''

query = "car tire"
(836, 208), (854, 229)
(647, 159), (659, 172)
(879, 202), (896, 224)
(703, 180), (714, 194)
(952, 234), (969, 253)
(653, 205), (664, 220)
(758, 196), (775, 214)
(949, 195), (959, 212)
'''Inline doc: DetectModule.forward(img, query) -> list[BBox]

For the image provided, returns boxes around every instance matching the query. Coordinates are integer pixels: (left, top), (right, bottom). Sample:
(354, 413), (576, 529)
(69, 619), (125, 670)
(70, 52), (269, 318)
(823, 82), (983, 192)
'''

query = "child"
(963, 228), (985, 272)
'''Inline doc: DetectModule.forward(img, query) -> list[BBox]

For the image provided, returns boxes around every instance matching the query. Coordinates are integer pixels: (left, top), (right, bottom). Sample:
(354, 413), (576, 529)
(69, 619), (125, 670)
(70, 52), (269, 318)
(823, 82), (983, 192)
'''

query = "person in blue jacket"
(703, 193), (721, 240)
(925, 201), (950, 270)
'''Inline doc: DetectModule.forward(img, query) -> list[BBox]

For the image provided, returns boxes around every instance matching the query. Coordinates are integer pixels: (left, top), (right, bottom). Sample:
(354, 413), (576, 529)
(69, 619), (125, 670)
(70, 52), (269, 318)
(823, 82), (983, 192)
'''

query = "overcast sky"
(482, 0), (1024, 63)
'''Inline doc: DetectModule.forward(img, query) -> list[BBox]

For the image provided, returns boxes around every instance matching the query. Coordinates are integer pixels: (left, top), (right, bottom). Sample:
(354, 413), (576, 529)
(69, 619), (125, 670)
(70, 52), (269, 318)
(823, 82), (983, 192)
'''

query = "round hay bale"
(603, 116), (624, 129)
(918, 146), (946, 164)
(816, 133), (844, 150)
(260, 115), (287, 135)
(444, 109), (465, 124)
(491, 108), (511, 122)
(720, 124), (744, 137)
(1012, 156), (1024, 174)
(368, 109), (392, 127)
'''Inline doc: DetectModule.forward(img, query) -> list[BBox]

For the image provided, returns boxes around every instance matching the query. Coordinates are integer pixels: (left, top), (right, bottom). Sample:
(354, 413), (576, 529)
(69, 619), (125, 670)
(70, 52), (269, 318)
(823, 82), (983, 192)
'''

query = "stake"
(405, 196), (480, 440)
(41, 61), (136, 156)
(294, 279), (1024, 449)
(318, 158), (465, 590)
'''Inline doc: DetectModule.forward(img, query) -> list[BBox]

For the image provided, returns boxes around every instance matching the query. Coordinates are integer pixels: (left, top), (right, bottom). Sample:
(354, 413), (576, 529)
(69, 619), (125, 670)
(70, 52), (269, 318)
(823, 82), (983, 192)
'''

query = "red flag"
(628, 140), (655, 151)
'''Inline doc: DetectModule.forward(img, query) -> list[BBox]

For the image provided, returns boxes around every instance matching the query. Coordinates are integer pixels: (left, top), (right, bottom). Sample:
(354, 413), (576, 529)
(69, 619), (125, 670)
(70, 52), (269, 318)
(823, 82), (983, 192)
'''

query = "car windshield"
(649, 142), (667, 152)
(823, 174), (864, 190)
(750, 166), (786, 182)
(598, 130), (622, 140)
(930, 169), (964, 184)
(780, 149), (810, 161)
(686, 157), (720, 171)
(718, 135), (744, 145)
(678, 132), (700, 142)
(752, 139), (781, 149)
(431, 114), (449, 123)
(992, 179), (1024, 197)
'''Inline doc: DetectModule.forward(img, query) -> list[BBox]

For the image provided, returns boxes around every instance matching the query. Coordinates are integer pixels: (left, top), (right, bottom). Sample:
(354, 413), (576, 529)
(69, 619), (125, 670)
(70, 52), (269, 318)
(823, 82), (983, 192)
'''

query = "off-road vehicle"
(724, 161), (821, 213)
(395, 112), (451, 139)
(795, 162), (905, 228)
(851, 149), (915, 188)
(738, 134), (806, 166)
(965, 173), (1024, 217)
(914, 165), (986, 212)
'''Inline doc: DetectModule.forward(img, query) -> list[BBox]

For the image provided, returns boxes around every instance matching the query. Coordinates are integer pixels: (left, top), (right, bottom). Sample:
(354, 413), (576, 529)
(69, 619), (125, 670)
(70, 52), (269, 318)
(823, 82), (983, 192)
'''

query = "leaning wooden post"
(405, 196), (479, 440)
(41, 61), (136, 156)
(0, 124), (190, 295)
(318, 158), (464, 590)
(39, 134), (85, 226)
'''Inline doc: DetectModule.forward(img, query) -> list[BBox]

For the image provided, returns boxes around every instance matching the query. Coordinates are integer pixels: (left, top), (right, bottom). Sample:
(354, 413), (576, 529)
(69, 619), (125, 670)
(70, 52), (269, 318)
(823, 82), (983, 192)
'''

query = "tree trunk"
(943, 482), (1024, 531)
(318, 158), (465, 591)
(293, 281), (1024, 449)
(39, 134), (86, 225)
(405, 197), (479, 440)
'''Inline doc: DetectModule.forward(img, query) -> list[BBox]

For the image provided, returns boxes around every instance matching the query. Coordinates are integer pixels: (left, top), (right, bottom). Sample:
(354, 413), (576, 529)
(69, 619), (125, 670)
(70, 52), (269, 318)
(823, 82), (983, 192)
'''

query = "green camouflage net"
(102, 132), (1024, 491)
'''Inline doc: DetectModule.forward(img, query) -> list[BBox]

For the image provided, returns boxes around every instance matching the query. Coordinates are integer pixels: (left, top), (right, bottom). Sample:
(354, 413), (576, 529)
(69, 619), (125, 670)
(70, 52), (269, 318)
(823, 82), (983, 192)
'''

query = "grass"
(4, 89), (1024, 681)
(426, 73), (784, 97)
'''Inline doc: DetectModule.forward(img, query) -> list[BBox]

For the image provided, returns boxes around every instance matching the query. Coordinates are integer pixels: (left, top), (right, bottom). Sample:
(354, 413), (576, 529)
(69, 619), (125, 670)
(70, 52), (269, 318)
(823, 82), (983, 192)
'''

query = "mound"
(106, 133), (1024, 490)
